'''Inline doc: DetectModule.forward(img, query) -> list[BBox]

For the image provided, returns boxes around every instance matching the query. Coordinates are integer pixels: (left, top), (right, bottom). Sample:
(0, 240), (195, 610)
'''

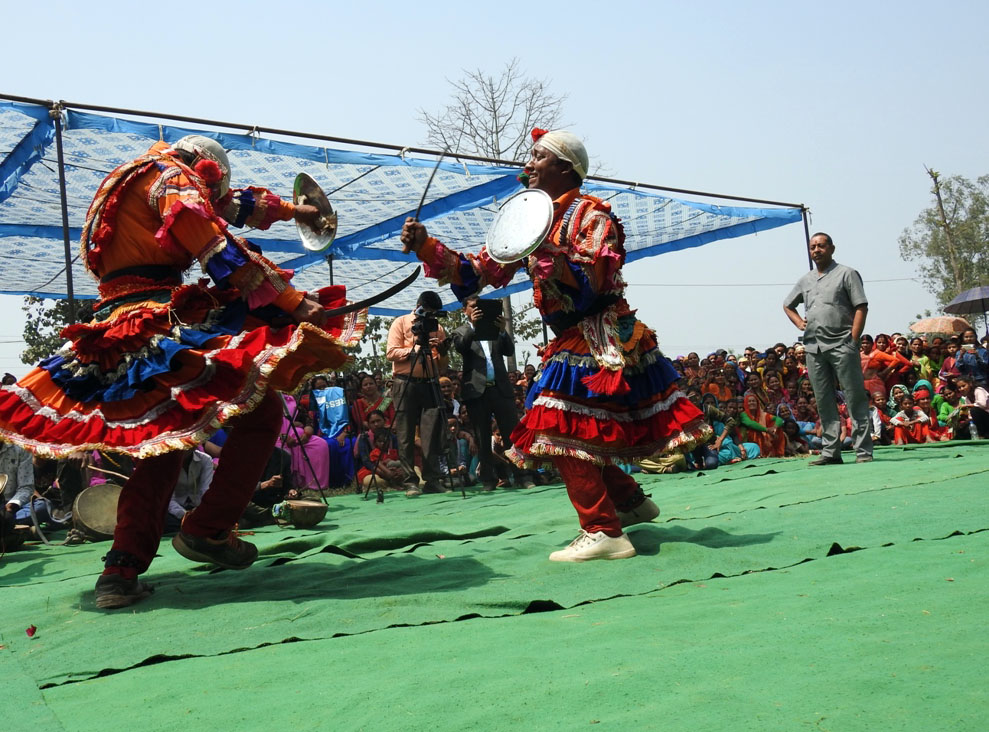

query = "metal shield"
(485, 188), (553, 264)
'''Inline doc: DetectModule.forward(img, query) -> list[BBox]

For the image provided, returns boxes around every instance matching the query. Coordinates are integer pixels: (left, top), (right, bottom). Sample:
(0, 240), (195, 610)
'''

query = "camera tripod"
(363, 329), (463, 503)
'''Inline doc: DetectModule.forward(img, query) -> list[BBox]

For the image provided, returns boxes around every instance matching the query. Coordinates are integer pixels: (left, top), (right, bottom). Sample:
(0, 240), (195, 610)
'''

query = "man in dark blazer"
(452, 295), (533, 490)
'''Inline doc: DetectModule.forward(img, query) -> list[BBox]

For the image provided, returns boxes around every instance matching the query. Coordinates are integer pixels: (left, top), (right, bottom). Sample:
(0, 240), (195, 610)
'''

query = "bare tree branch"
(418, 58), (567, 163)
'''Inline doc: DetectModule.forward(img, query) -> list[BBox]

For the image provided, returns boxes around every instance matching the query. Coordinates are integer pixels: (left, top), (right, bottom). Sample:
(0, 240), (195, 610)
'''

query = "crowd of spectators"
(2, 324), (987, 547)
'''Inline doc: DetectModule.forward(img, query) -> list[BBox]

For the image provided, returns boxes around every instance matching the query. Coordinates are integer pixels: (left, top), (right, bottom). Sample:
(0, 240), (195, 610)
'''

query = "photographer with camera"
(452, 295), (534, 491)
(386, 291), (450, 496)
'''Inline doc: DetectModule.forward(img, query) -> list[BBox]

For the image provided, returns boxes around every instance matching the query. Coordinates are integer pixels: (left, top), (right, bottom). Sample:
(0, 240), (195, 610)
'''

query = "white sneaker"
(548, 530), (636, 562)
(617, 497), (660, 528)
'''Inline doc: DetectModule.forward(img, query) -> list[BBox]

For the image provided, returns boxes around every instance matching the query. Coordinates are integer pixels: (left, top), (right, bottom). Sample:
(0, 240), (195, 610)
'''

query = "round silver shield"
(486, 188), (553, 264)
(293, 173), (339, 252)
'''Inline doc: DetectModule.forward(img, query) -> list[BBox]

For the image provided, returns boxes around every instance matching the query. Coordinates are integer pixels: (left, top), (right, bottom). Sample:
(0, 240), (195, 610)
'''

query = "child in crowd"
(890, 394), (933, 444)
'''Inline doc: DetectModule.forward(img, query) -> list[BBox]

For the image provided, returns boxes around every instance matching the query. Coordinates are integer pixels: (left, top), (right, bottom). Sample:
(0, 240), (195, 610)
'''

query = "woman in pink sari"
(281, 394), (330, 496)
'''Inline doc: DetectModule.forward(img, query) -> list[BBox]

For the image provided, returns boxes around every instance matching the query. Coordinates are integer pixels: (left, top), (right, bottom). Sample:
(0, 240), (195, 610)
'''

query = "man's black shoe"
(95, 573), (154, 609)
(808, 456), (843, 466)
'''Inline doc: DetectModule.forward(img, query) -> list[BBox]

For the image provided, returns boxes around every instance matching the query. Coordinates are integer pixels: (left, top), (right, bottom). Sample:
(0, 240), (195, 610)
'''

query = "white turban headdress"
(531, 128), (588, 180)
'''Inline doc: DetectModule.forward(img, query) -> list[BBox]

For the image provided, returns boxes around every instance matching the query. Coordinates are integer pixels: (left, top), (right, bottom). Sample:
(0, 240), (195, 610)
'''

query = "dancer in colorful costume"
(0, 136), (364, 607)
(401, 128), (710, 562)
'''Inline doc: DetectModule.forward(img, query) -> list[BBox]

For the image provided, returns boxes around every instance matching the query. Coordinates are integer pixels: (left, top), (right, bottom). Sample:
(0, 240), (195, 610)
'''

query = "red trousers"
(553, 456), (642, 537)
(108, 391), (283, 572)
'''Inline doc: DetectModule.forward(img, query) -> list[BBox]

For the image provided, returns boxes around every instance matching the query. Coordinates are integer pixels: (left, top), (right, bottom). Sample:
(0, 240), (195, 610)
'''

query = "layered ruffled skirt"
(509, 319), (710, 466)
(0, 283), (364, 459)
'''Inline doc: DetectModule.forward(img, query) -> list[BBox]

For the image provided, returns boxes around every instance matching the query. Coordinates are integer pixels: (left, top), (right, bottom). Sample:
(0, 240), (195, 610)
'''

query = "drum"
(486, 188), (553, 264)
(274, 499), (328, 529)
(72, 483), (123, 542)
(294, 173), (338, 252)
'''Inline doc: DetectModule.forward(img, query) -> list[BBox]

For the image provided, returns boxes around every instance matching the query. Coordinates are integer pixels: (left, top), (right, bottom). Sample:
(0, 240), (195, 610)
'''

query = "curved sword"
(322, 266), (421, 318)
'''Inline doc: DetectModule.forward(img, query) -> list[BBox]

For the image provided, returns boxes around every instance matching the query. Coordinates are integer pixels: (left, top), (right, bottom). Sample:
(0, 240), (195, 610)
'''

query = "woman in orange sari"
(350, 373), (395, 433)
(739, 394), (786, 457)
(860, 334), (911, 398)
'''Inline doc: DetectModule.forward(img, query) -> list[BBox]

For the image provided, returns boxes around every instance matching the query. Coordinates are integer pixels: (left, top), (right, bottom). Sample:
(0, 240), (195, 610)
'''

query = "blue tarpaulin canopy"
(0, 97), (804, 315)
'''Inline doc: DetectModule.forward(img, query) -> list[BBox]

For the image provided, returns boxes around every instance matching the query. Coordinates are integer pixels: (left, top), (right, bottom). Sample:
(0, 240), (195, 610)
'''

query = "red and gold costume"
(414, 186), (710, 536)
(0, 142), (362, 458)
(0, 141), (363, 574)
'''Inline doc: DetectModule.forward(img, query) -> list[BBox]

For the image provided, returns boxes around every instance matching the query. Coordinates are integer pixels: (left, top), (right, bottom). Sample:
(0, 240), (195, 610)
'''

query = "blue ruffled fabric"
(450, 259), (482, 302)
(45, 300), (249, 404)
(526, 344), (682, 409)
(203, 234), (250, 288)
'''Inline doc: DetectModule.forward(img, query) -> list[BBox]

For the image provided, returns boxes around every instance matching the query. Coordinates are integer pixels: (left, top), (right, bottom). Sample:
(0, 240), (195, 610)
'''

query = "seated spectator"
(711, 398), (761, 464)
(238, 444), (293, 527)
(869, 391), (892, 445)
(702, 368), (734, 404)
(355, 410), (405, 491)
(739, 393), (786, 458)
(954, 375), (989, 438)
(759, 349), (783, 380)
(890, 394), (933, 444)
(683, 392), (722, 470)
(764, 372), (790, 412)
(164, 449), (214, 534)
(282, 395), (331, 498)
(438, 376), (461, 418)
(309, 377), (356, 490)
(781, 419), (810, 456)
(793, 395), (818, 424)
(913, 384), (950, 441)
(350, 373), (395, 434)
(886, 384), (911, 417)
(438, 416), (470, 486)
(743, 372), (772, 410)
(1, 440), (34, 520)
(933, 382), (973, 439)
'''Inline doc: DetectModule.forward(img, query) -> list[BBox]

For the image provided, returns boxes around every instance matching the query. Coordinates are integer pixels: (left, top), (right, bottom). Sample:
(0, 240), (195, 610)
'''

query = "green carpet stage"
(2, 442), (986, 731)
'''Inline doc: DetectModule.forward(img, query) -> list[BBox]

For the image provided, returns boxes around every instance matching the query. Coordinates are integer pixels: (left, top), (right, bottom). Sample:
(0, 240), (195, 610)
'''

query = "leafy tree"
(899, 169), (989, 307)
(20, 297), (94, 365)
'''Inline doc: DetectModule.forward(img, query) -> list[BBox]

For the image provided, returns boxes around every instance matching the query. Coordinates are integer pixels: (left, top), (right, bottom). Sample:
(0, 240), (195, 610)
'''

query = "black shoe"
(171, 529), (258, 570)
(808, 456), (843, 466)
(855, 455), (874, 463)
(95, 573), (154, 609)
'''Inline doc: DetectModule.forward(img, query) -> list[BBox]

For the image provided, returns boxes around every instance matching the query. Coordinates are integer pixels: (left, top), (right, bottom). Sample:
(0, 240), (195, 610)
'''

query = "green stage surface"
(2, 442), (987, 731)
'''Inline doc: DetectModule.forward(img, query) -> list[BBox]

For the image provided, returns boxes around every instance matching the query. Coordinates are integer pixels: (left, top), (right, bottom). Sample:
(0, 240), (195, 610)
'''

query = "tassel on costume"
(581, 367), (630, 396)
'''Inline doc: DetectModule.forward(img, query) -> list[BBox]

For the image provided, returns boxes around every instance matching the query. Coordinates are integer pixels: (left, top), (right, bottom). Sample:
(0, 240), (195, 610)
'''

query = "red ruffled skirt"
(508, 322), (711, 466)
(0, 284), (364, 459)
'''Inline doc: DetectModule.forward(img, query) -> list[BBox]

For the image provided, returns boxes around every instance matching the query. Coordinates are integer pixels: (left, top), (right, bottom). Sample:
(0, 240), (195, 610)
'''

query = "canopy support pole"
(327, 253), (334, 286)
(51, 103), (77, 323)
(801, 207), (813, 270)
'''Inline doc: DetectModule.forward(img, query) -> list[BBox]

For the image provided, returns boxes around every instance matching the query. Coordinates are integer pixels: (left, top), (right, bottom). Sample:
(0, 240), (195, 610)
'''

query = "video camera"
(411, 305), (448, 344)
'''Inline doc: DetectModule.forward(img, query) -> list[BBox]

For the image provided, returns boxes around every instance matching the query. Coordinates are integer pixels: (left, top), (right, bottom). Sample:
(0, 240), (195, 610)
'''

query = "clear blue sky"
(2, 0), (987, 373)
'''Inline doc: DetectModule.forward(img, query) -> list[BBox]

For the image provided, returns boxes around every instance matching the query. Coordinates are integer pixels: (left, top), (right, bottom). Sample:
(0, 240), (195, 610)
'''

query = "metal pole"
(501, 295), (517, 372)
(51, 104), (77, 323)
(327, 253), (334, 286)
(801, 207), (813, 270)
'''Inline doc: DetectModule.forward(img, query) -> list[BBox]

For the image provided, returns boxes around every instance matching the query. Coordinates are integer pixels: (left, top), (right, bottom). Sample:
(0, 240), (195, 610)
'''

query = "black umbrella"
(944, 285), (989, 338)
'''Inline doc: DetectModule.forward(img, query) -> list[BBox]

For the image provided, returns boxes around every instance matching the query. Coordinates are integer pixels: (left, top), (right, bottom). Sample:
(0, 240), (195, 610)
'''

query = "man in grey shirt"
(784, 232), (873, 464)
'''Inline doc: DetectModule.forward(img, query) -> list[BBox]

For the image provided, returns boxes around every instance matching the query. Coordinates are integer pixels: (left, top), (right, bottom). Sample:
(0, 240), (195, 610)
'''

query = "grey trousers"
(806, 339), (873, 460)
(391, 377), (444, 487)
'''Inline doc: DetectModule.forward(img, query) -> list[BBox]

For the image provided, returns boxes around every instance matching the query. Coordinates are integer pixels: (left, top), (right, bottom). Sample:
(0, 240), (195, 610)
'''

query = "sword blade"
(413, 151), (447, 221)
(322, 266), (421, 318)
